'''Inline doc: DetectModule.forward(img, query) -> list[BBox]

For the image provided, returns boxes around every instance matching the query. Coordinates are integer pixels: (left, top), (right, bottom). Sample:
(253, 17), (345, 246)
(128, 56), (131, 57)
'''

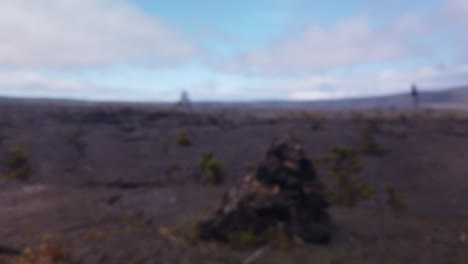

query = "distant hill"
(1, 85), (468, 109)
(241, 85), (468, 109)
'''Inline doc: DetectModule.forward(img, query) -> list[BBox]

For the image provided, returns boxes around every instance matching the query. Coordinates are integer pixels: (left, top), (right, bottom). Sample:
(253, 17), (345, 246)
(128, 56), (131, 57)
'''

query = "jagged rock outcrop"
(198, 138), (332, 245)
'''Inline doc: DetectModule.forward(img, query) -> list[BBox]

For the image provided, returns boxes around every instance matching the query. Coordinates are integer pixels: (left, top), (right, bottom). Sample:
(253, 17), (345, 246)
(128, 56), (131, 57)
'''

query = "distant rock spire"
(177, 90), (191, 108)
(410, 83), (419, 109)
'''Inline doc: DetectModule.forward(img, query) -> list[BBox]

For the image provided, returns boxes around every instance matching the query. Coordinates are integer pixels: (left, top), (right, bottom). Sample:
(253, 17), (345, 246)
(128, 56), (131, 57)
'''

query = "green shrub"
(311, 116), (324, 130)
(360, 119), (385, 156)
(4, 144), (32, 180)
(256, 227), (298, 251)
(202, 160), (224, 185)
(199, 152), (224, 185)
(302, 112), (325, 130)
(329, 146), (362, 175)
(228, 228), (256, 249)
(360, 135), (385, 156)
(384, 183), (407, 212)
(351, 112), (365, 123)
(176, 130), (191, 146)
(323, 146), (373, 207)
(243, 161), (257, 172)
(199, 152), (213, 170)
(353, 178), (374, 200)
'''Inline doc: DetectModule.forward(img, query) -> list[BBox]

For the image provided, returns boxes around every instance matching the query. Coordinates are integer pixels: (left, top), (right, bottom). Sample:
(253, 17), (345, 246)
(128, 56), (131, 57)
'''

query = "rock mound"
(198, 138), (332, 245)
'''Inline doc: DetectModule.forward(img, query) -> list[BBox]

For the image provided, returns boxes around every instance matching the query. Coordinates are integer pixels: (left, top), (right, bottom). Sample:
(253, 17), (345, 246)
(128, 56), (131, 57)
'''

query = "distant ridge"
(1, 85), (468, 109)
(200, 85), (468, 109)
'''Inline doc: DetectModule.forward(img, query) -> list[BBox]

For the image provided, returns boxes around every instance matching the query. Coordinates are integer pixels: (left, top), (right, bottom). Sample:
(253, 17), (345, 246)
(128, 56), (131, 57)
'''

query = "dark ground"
(0, 103), (467, 263)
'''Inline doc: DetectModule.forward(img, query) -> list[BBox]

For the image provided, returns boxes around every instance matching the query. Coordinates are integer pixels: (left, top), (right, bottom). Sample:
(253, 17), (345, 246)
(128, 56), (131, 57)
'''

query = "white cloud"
(2, 0), (467, 102)
(219, 17), (416, 76)
(0, 70), (162, 101)
(443, 0), (468, 25)
(289, 90), (343, 100)
(0, 71), (93, 93)
(0, 0), (197, 69)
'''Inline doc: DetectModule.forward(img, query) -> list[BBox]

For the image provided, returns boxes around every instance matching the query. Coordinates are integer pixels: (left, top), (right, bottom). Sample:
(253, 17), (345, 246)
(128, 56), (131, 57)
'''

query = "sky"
(1, 0), (468, 102)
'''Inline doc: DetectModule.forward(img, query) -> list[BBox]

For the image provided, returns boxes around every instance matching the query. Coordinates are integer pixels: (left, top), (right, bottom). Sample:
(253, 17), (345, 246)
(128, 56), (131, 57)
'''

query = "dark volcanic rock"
(198, 138), (332, 245)
(0, 245), (21, 256)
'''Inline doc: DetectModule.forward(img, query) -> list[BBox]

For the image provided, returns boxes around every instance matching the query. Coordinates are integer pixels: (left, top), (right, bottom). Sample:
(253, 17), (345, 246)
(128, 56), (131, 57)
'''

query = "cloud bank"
(220, 17), (417, 76)
(0, 0), (197, 69)
(1, 0), (468, 101)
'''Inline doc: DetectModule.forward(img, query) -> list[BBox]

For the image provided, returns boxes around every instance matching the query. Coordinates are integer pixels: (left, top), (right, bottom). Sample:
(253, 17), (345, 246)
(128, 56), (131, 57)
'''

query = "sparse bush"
(167, 160), (182, 171)
(225, 226), (299, 250)
(4, 144), (32, 180)
(199, 152), (224, 185)
(351, 112), (365, 123)
(323, 146), (373, 207)
(135, 149), (147, 159)
(228, 228), (256, 249)
(217, 111), (226, 124)
(168, 212), (212, 244)
(329, 256), (348, 264)
(243, 161), (257, 172)
(65, 128), (83, 143)
(202, 160), (224, 185)
(461, 221), (468, 242)
(329, 146), (362, 174)
(398, 113), (409, 124)
(287, 130), (301, 143)
(360, 119), (385, 156)
(199, 152), (213, 170)
(311, 116), (325, 130)
(361, 119), (381, 135)
(353, 178), (374, 199)
(251, 227), (298, 251)
(65, 128), (85, 156)
(12, 242), (69, 264)
(136, 162), (148, 174)
(360, 135), (385, 156)
(63, 163), (75, 173)
(161, 138), (169, 154)
(85, 229), (108, 242)
(176, 130), (191, 146)
(444, 112), (457, 122)
(302, 112), (325, 130)
(463, 221), (468, 233)
(227, 227), (298, 251)
(387, 129), (407, 139)
(384, 183), (407, 213)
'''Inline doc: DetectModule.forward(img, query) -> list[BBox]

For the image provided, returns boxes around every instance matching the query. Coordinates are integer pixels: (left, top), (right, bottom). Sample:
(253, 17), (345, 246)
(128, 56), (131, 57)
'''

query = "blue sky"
(0, 0), (468, 102)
